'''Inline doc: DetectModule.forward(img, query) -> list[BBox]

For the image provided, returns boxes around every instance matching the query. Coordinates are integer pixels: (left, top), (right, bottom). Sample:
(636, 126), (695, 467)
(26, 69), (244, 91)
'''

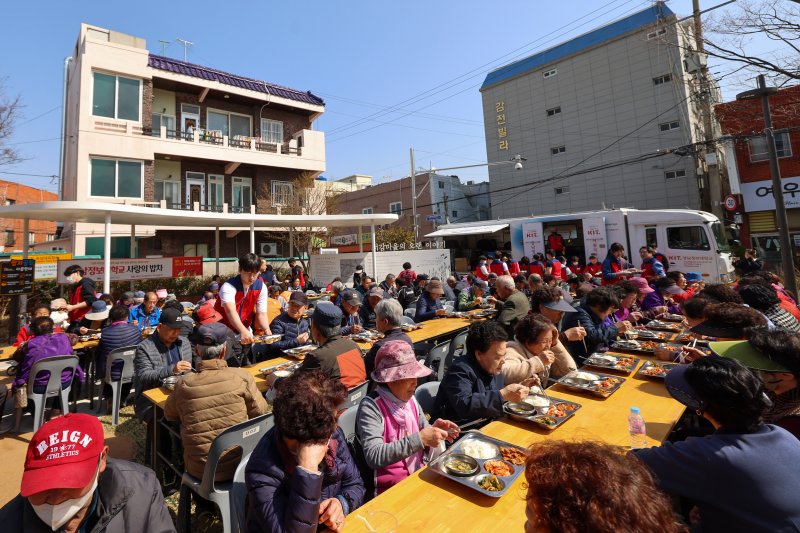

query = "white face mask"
(31, 473), (98, 531)
(50, 311), (69, 326)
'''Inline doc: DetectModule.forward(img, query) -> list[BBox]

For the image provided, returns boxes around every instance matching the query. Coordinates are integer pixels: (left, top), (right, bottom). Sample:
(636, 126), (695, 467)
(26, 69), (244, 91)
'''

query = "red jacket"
(547, 259), (563, 280)
(214, 275), (264, 330)
(508, 261), (521, 276)
(585, 263), (603, 277)
(489, 261), (505, 277)
(547, 233), (565, 253)
(474, 264), (489, 281)
(69, 277), (96, 324)
(529, 262), (544, 277)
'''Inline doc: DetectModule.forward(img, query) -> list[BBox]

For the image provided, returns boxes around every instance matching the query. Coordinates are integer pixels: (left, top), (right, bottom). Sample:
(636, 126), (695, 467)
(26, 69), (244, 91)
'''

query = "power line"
(15, 105), (62, 128)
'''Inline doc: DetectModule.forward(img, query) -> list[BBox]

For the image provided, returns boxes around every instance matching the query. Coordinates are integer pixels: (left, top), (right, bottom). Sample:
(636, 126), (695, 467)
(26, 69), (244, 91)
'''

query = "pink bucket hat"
(628, 277), (655, 294)
(371, 340), (432, 383)
(156, 288), (168, 299)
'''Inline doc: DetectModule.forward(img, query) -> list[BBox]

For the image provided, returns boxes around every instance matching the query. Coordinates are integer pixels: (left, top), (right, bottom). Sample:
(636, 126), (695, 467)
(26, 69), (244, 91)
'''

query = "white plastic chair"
(97, 346), (137, 426)
(15, 355), (79, 433)
(414, 381), (440, 416)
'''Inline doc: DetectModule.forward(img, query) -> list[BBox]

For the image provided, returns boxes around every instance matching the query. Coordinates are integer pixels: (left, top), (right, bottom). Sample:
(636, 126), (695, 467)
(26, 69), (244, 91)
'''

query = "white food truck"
(426, 208), (736, 283)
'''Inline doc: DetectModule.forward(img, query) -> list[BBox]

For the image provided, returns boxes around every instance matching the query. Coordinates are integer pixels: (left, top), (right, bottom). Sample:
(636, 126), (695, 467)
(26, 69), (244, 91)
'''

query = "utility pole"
(737, 75), (798, 298)
(409, 148), (418, 242)
(692, 0), (724, 218)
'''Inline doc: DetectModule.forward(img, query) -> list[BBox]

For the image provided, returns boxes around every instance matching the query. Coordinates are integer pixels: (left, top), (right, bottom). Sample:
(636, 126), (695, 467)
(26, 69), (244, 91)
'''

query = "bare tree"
(0, 79), (23, 166)
(256, 172), (343, 271)
(704, 1), (800, 85)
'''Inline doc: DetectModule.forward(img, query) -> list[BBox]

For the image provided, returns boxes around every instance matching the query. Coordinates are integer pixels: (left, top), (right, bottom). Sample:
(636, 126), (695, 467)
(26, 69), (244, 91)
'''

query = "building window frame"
(154, 179), (181, 207)
(543, 68), (558, 78)
(389, 201), (402, 215)
(749, 130), (792, 162)
(659, 120), (680, 132)
(208, 174), (225, 207)
(260, 118), (284, 144)
(647, 28), (667, 40)
(546, 106), (562, 117)
(550, 145), (566, 155)
(232, 176), (253, 212)
(91, 71), (142, 122)
(665, 169), (687, 180)
(88, 157), (144, 199)
(270, 180), (293, 208)
(206, 107), (252, 138)
(362, 207), (373, 215)
(554, 186), (570, 195)
(5, 229), (15, 246)
(653, 74), (672, 86)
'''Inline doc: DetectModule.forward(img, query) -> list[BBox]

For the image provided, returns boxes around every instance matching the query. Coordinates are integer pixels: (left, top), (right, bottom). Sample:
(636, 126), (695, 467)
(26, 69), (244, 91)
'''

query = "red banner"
(172, 256), (203, 277)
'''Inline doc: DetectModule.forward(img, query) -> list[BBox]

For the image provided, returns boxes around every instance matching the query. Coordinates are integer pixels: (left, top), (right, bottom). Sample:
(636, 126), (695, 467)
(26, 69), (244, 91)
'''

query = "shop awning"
(425, 223), (508, 238)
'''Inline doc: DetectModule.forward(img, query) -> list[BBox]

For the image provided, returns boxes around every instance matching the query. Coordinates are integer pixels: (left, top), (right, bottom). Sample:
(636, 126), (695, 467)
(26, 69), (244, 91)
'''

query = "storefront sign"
(10, 253), (72, 280)
(56, 257), (203, 284)
(741, 176), (800, 212)
(0, 259), (35, 295)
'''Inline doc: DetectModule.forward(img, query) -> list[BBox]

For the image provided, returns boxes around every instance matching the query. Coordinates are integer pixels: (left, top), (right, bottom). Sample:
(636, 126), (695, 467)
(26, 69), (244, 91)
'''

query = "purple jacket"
(13, 333), (84, 389)
(245, 427), (365, 533)
(640, 289), (681, 315)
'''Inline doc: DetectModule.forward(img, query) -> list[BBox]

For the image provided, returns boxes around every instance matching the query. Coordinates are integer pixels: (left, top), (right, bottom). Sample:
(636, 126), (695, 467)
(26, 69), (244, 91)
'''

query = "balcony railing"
(145, 125), (302, 155)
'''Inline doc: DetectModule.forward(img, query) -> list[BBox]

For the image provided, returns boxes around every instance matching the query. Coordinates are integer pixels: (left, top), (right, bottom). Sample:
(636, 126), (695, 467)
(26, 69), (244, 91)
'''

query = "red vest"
(641, 261), (657, 281)
(214, 275), (264, 329)
(508, 261), (521, 276)
(548, 259), (563, 279)
(547, 233), (565, 252)
(489, 261), (505, 277)
(585, 263), (603, 277)
(602, 260), (623, 286)
(474, 265), (488, 281)
(529, 262), (544, 277)
(69, 279), (93, 323)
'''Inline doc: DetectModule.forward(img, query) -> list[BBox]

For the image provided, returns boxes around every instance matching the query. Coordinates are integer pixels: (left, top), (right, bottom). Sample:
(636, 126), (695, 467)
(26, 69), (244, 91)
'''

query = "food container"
(556, 370), (626, 398)
(254, 334), (283, 344)
(259, 361), (301, 377)
(585, 353), (640, 374)
(428, 431), (527, 498)
(161, 375), (179, 391)
(442, 454), (479, 476)
(637, 360), (680, 380)
(400, 323), (422, 332)
(283, 344), (317, 360)
(630, 328), (668, 340)
(675, 333), (711, 346)
(610, 340), (663, 355)
(522, 394), (551, 409)
(504, 397), (582, 430)
(644, 320), (682, 333)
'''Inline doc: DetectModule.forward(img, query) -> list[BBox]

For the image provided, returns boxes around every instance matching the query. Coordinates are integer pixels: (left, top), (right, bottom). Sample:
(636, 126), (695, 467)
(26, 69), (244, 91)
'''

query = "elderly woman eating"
(245, 370), (365, 532)
(503, 314), (576, 385)
(356, 341), (459, 496)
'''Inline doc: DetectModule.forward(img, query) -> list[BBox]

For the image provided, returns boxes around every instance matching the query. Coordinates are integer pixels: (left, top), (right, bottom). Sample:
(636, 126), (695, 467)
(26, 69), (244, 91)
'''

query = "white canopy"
(425, 223), (508, 238)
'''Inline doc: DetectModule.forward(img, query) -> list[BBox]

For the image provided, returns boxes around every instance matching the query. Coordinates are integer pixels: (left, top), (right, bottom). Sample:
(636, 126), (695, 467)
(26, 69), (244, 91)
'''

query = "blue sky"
(0, 0), (771, 192)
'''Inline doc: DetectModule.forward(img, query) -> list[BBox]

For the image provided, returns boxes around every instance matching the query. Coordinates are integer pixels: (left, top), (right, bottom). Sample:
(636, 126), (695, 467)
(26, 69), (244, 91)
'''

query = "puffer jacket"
(562, 303), (619, 364)
(245, 427), (366, 533)
(163, 359), (269, 481)
(502, 338), (576, 385)
(267, 312), (310, 356)
(0, 459), (175, 533)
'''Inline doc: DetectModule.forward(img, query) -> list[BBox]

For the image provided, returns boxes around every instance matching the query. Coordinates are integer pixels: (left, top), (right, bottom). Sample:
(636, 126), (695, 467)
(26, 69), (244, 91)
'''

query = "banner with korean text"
(56, 257), (203, 284)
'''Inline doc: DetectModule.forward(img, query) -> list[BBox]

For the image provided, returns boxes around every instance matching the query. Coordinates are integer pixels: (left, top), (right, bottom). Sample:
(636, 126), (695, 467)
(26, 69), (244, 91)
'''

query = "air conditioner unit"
(260, 242), (280, 256)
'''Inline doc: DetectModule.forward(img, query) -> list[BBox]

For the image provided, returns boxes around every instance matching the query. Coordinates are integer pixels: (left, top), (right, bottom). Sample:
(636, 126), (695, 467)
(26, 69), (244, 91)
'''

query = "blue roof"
(481, 3), (674, 90)
(147, 54), (325, 107)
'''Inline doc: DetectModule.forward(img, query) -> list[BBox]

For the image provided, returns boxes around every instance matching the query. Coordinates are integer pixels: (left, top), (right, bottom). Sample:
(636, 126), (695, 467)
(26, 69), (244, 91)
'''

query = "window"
(4, 199), (15, 205)
(46, 234), (55, 242)
(665, 169), (687, 180)
(647, 28), (667, 40)
(208, 175), (224, 207)
(389, 202), (402, 215)
(452, 210), (458, 217)
(151, 113), (176, 136)
(260, 119), (283, 144)
(551, 145), (566, 155)
(5, 230), (14, 246)
(28, 232), (35, 244)
(546, 106), (562, 117)
(271, 180), (293, 207)
(90, 158), (142, 198)
(183, 243), (209, 257)
(362, 207), (373, 215)
(92, 72), (140, 121)
(207, 109), (251, 138)
(659, 121), (680, 132)
(645, 228), (658, 248)
(438, 181), (445, 189)
(543, 68), (558, 78)
(653, 74), (672, 85)
(667, 226), (710, 251)
(555, 186), (570, 195)
(155, 180), (181, 207)
(233, 177), (253, 212)
(749, 131), (792, 162)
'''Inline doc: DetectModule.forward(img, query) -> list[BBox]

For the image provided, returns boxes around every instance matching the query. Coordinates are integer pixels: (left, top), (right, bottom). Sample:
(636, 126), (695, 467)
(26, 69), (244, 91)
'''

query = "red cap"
(197, 303), (223, 325)
(21, 413), (105, 497)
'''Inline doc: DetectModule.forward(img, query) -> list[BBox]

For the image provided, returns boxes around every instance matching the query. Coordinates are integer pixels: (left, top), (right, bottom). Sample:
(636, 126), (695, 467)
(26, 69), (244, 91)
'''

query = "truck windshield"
(710, 221), (731, 253)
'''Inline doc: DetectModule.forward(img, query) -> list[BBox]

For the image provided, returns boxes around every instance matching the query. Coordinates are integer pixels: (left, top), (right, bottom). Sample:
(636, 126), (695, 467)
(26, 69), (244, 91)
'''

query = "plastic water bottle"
(628, 407), (647, 449)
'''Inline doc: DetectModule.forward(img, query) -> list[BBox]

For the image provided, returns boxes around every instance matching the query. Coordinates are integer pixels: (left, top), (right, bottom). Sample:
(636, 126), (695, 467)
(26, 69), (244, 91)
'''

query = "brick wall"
(0, 179), (58, 250)
(142, 79), (153, 130)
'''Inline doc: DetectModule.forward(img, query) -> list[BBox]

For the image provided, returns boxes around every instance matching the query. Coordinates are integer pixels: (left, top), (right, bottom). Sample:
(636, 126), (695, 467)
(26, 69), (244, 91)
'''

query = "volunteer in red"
(474, 256), (490, 281)
(63, 264), (96, 333)
(547, 227), (565, 255)
(398, 261), (417, 286)
(544, 250), (563, 280)
(601, 243), (635, 286)
(584, 253), (603, 278)
(213, 253), (271, 344)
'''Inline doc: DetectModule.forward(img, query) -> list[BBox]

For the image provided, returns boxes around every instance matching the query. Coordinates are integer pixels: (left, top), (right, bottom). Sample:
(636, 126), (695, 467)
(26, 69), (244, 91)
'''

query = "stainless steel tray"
(584, 353), (640, 374)
(427, 430), (527, 498)
(644, 320), (682, 333)
(636, 360), (679, 380)
(503, 397), (582, 430)
(556, 370), (626, 398)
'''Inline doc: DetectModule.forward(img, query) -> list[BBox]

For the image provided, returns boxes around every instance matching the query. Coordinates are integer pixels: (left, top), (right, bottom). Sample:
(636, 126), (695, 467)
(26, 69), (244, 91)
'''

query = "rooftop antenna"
(176, 38), (194, 62)
(158, 40), (170, 56)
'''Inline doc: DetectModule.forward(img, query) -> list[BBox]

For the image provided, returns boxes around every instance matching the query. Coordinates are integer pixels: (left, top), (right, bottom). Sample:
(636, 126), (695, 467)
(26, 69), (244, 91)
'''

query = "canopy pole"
(20, 218), (30, 316)
(289, 228), (294, 259)
(371, 224), (377, 278)
(358, 225), (363, 253)
(129, 224), (135, 291)
(103, 213), (111, 294)
(249, 220), (255, 254)
(215, 226), (220, 276)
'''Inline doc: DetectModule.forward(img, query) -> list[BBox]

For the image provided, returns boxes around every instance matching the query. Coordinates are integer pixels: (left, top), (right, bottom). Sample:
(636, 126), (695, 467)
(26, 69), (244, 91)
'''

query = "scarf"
(376, 386), (423, 473)
(764, 386), (800, 423)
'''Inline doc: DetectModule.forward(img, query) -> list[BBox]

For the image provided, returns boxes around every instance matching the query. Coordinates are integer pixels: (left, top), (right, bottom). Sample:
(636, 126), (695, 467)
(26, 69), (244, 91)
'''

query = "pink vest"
(374, 396), (423, 495)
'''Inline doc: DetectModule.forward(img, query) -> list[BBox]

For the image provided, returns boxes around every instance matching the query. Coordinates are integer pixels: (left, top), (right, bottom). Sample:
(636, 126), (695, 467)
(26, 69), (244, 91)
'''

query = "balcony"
(88, 118), (325, 172)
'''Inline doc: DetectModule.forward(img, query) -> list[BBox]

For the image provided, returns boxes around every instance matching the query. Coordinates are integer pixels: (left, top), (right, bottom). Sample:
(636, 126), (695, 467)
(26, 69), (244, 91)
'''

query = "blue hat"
(84, 300), (110, 321)
(312, 302), (342, 328)
(190, 321), (230, 346)
(685, 272), (703, 283)
(664, 364), (708, 411)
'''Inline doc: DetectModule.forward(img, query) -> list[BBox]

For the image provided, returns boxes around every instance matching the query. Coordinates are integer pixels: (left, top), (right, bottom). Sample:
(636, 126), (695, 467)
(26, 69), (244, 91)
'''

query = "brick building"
(62, 24), (326, 257)
(0, 179), (58, 252)
(715, 84), (800, 270)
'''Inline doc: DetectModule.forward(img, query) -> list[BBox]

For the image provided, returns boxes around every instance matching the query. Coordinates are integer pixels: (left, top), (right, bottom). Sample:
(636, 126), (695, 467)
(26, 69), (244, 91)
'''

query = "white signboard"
(522, 221), (544, 258)
(582, 217), (607, 263)
(741, 176), (800, 212)
(309, 249), (452, 288)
